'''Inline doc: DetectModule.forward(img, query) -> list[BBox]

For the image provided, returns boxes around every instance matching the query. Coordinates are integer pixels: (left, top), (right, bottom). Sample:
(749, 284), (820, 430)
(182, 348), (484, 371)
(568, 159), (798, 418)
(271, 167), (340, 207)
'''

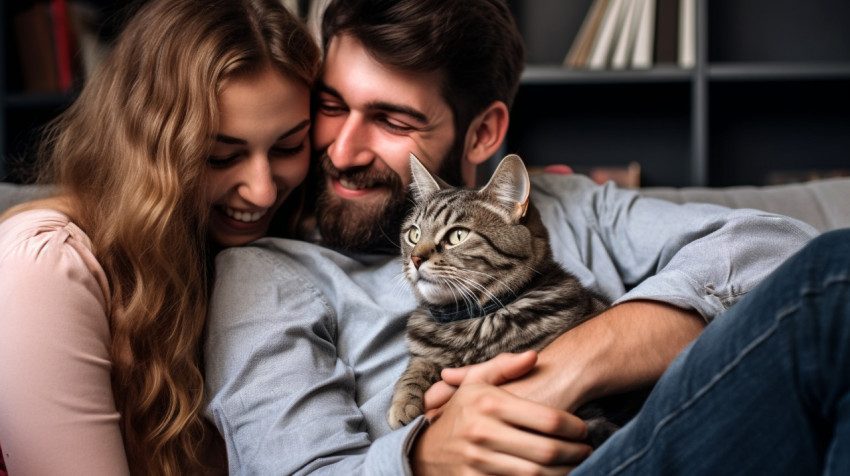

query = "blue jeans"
(574, 229), (850, 475)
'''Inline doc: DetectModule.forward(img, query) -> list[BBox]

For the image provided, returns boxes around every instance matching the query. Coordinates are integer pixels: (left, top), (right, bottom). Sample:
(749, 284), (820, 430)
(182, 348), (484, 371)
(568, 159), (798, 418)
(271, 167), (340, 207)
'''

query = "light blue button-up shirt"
(204, 173), (817, 475)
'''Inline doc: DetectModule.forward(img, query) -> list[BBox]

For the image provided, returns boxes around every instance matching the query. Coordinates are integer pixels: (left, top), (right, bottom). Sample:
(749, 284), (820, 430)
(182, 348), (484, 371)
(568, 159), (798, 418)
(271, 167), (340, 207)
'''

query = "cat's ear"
(481, 154), (530, 221)
(409, 153), (444, 200)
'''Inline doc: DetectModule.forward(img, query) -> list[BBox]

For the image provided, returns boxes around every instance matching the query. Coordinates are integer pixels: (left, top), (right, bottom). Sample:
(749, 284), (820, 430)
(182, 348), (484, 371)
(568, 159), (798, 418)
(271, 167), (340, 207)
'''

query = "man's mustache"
(317, 153), (403, 190)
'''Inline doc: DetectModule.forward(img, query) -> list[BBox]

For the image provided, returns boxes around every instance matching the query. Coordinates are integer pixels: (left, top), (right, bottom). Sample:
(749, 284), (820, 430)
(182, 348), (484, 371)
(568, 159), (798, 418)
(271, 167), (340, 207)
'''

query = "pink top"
(0, 209), (130, 475)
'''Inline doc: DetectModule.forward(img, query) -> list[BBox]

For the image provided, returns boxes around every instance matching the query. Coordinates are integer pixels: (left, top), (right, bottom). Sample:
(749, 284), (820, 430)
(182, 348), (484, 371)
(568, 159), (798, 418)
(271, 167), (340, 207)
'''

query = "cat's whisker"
(515, 263), (545, 277)
(450, 275), (503, 311)
(442, 275), (475, 308)
(457, 269), (518, 299)
(440, 275), (479, 313)
(390, 271), (413, 298)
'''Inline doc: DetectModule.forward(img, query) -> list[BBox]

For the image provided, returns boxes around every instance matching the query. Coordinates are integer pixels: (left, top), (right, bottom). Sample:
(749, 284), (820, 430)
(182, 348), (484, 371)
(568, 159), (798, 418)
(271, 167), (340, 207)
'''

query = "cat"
(387, 153), (646, 447)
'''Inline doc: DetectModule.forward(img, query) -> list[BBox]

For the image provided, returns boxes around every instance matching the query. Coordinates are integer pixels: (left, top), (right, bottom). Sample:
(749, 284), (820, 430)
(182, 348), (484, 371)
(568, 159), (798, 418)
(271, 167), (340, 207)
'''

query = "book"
(653, 0), (678, 65)
(766, 169), (850, 185)
(306, 0), (333, 47)
(631, 0), (656, 69)
(564, 0), (610, 69)
(611, 0), (644, 70)
(67, 1), (108, 79)
(279, 0), (299, 15)
(13, 2), (60, 92)
(678, 0), (696, 68)
(586, 162), (641, 188)
(51, 0), (75, 91)
(587, 0), (629, 70)
(528, 162), (642, 189)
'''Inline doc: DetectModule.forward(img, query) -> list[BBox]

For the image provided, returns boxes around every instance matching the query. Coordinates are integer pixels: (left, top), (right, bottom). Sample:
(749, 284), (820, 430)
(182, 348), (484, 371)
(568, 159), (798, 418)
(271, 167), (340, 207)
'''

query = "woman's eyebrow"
(215, 119), (311, 144)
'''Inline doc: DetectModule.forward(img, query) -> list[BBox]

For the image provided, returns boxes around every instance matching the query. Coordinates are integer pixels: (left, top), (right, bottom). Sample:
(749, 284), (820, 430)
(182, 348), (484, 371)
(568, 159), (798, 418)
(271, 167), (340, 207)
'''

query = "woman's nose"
(238, 156), (277, 208)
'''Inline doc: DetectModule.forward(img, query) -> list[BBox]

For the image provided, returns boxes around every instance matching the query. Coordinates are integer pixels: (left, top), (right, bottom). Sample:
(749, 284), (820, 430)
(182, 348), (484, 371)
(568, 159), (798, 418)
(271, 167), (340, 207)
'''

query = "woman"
(0, 0), (319, 473)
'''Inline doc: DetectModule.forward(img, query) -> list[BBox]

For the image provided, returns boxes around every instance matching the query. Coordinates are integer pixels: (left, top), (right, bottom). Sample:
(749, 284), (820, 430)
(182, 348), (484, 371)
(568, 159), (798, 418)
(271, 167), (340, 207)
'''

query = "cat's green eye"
(407, 225), (421, 244)
(446, 228), (469, 246)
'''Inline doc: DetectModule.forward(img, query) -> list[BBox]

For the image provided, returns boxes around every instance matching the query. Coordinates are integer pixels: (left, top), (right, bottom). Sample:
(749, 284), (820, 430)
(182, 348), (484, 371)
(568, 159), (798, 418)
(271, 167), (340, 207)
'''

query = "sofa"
(2, 178), (849, 232)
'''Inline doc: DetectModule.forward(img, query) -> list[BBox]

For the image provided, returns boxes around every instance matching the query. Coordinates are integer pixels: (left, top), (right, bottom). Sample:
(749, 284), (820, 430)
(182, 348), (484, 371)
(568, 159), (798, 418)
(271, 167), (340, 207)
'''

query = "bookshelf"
(3, 0), (849, 187)
(1, 0), (112, 183)
(1, 0), (311, 183)
(505, 0), (850, 187)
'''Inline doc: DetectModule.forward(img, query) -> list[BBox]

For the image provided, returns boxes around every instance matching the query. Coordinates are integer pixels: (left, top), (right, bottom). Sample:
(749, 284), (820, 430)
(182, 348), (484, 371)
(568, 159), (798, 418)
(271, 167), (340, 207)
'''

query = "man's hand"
(413, 352), (593, 476)
(428, 301), (705, 414)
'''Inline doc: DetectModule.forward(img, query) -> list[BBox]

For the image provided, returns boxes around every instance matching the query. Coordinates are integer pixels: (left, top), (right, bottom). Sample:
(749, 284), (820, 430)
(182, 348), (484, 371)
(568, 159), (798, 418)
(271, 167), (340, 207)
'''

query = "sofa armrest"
(3, 178), (849, 232)
(641, 177), (850, 232)
(0, 183), (53, 215)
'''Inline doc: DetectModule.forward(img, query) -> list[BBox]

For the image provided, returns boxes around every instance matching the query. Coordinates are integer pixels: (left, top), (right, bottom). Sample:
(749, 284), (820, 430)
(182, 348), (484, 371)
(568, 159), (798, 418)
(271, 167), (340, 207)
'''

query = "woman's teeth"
(225, 207), (266, 223)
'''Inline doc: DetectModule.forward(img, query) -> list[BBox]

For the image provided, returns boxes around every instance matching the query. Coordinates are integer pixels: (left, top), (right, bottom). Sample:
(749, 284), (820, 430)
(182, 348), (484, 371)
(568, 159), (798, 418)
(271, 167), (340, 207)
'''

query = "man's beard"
(314, 153), (412, 253)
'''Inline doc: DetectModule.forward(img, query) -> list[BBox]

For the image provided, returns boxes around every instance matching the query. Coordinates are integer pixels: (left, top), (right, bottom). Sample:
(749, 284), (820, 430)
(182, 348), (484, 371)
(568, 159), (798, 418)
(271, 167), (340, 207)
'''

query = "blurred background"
(3, 0), (849, 187)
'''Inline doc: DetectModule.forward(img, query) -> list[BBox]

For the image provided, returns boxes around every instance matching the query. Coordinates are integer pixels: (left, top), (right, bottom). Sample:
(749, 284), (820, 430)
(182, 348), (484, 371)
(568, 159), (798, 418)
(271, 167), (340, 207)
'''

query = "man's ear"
(463, 101), (509, 166)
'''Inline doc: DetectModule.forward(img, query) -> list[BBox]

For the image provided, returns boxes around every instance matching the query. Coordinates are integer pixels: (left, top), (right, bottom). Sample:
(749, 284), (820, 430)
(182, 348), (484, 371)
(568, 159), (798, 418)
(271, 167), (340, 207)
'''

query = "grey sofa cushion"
(641, 177), (850, 233)
(2, 178), (848, 232)
(0, 182), (53, 214)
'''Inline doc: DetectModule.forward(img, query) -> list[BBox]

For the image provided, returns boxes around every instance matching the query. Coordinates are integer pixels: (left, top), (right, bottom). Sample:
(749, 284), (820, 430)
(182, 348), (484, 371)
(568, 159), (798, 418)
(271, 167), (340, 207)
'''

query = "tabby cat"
(387, 153), (644, 447)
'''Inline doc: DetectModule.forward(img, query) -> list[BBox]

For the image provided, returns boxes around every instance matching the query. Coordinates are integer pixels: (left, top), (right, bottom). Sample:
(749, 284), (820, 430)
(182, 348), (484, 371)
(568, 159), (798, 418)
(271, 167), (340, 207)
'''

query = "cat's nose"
(411, 256), (424, 269)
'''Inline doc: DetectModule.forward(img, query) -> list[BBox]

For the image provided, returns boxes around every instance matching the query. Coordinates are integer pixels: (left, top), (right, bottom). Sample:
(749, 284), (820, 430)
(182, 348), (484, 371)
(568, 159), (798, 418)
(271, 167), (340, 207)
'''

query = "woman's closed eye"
(207, 154), (240, 169)
(270, 142), (305, 157)
(207, 142), (305, 169)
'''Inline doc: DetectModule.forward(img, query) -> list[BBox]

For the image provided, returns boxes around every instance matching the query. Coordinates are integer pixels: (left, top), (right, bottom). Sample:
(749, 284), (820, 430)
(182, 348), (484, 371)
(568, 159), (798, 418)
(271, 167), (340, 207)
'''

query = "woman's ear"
(464, 101), (510, 166)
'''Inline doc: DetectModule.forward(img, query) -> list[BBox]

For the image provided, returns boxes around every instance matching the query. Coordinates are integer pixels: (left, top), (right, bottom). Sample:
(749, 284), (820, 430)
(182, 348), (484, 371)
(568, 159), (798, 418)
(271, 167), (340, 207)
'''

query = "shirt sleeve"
(204, 246), (425, 475)
(580, 177), (818, 319)
(0, 220), (129, 475)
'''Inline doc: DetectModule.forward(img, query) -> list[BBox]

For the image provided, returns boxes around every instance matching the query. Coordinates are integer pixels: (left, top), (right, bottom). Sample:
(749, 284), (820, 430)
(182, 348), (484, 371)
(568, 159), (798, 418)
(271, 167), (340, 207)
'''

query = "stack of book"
(7, 0), (301, 94)
(564, 0), (695, 71)
(9, 0), (106, 94)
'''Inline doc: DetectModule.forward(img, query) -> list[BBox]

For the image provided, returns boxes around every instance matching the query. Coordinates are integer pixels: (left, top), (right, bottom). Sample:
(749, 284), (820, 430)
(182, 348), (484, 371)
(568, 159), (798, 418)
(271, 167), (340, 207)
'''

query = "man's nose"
(239, 156), (277, 208)
(327, 114), (374, 170)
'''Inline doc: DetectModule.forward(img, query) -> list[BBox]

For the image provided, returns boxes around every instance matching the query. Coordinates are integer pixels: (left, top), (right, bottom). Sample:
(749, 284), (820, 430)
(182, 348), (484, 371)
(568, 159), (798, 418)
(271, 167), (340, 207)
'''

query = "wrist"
(510, 300), (705, 411)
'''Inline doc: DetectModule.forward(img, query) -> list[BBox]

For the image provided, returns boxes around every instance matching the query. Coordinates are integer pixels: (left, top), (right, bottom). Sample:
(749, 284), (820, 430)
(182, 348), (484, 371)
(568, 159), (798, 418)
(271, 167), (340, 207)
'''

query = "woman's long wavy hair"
(33, 0), (319, 473)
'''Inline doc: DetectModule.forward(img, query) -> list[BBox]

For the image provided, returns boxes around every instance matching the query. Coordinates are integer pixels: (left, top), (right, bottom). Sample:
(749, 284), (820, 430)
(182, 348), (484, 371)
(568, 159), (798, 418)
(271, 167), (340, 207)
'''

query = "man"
(204, 0), (829, 474)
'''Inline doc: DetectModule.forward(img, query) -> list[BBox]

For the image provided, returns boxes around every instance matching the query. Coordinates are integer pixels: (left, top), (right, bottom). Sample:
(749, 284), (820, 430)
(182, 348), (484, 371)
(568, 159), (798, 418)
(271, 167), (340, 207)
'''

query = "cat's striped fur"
(388, 154), (641, 447)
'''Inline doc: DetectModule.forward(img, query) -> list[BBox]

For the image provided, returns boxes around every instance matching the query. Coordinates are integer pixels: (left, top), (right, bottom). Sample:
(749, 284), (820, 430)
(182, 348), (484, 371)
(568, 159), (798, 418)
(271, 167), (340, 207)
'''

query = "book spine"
(631, 0), (656, 69)
(678, 0), (696, 68)
(564, 0), (611, 69)
(653, 0), (678, 65)
(13, 2), (60, 93)
(51, 0), (74, 91)
(611, 0), (644, 70)
(588, 0), (628, 70)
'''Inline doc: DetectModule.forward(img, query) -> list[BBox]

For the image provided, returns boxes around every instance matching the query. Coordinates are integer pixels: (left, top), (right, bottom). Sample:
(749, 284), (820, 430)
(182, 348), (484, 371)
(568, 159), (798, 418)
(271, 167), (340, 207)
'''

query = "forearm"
(505, 300), (705, 412)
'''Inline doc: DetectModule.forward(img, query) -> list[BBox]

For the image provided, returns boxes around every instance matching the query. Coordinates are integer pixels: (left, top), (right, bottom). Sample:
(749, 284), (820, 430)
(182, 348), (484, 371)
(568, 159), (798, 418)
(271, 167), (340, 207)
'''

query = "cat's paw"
(584, 417), (621, 449)
(387, 397), (424, 429)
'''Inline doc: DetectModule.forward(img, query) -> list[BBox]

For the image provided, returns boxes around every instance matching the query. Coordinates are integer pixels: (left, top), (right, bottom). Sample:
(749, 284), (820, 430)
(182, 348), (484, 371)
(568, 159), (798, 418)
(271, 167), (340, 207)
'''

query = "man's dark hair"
(321, 0), (526, 184)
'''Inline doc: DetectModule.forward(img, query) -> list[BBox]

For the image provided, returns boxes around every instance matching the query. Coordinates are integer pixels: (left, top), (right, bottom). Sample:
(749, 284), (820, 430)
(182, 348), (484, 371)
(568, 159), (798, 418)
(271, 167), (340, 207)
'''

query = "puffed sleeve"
(0, 211), (129, 475)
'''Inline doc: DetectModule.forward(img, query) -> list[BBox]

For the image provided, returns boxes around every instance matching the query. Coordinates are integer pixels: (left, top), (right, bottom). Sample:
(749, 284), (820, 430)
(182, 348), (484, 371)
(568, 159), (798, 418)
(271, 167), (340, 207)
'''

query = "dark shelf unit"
(506, 0), (850, 187)
(3, 1), (850, 187)
(1, 0), (125, 183)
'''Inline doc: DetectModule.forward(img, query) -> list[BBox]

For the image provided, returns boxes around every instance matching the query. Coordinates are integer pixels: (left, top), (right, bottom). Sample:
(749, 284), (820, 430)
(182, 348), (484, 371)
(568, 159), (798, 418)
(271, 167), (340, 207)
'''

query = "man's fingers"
(439, 366), (467, 386)
(496, 397), (589, 442)
(429, 351), (540, 412)
(424, 380), (456, 412)
(486, 420), (592, 465)
(475, 449), (580, 476)
(449, 393), (592, 467)
(463, 350), (539, 385)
